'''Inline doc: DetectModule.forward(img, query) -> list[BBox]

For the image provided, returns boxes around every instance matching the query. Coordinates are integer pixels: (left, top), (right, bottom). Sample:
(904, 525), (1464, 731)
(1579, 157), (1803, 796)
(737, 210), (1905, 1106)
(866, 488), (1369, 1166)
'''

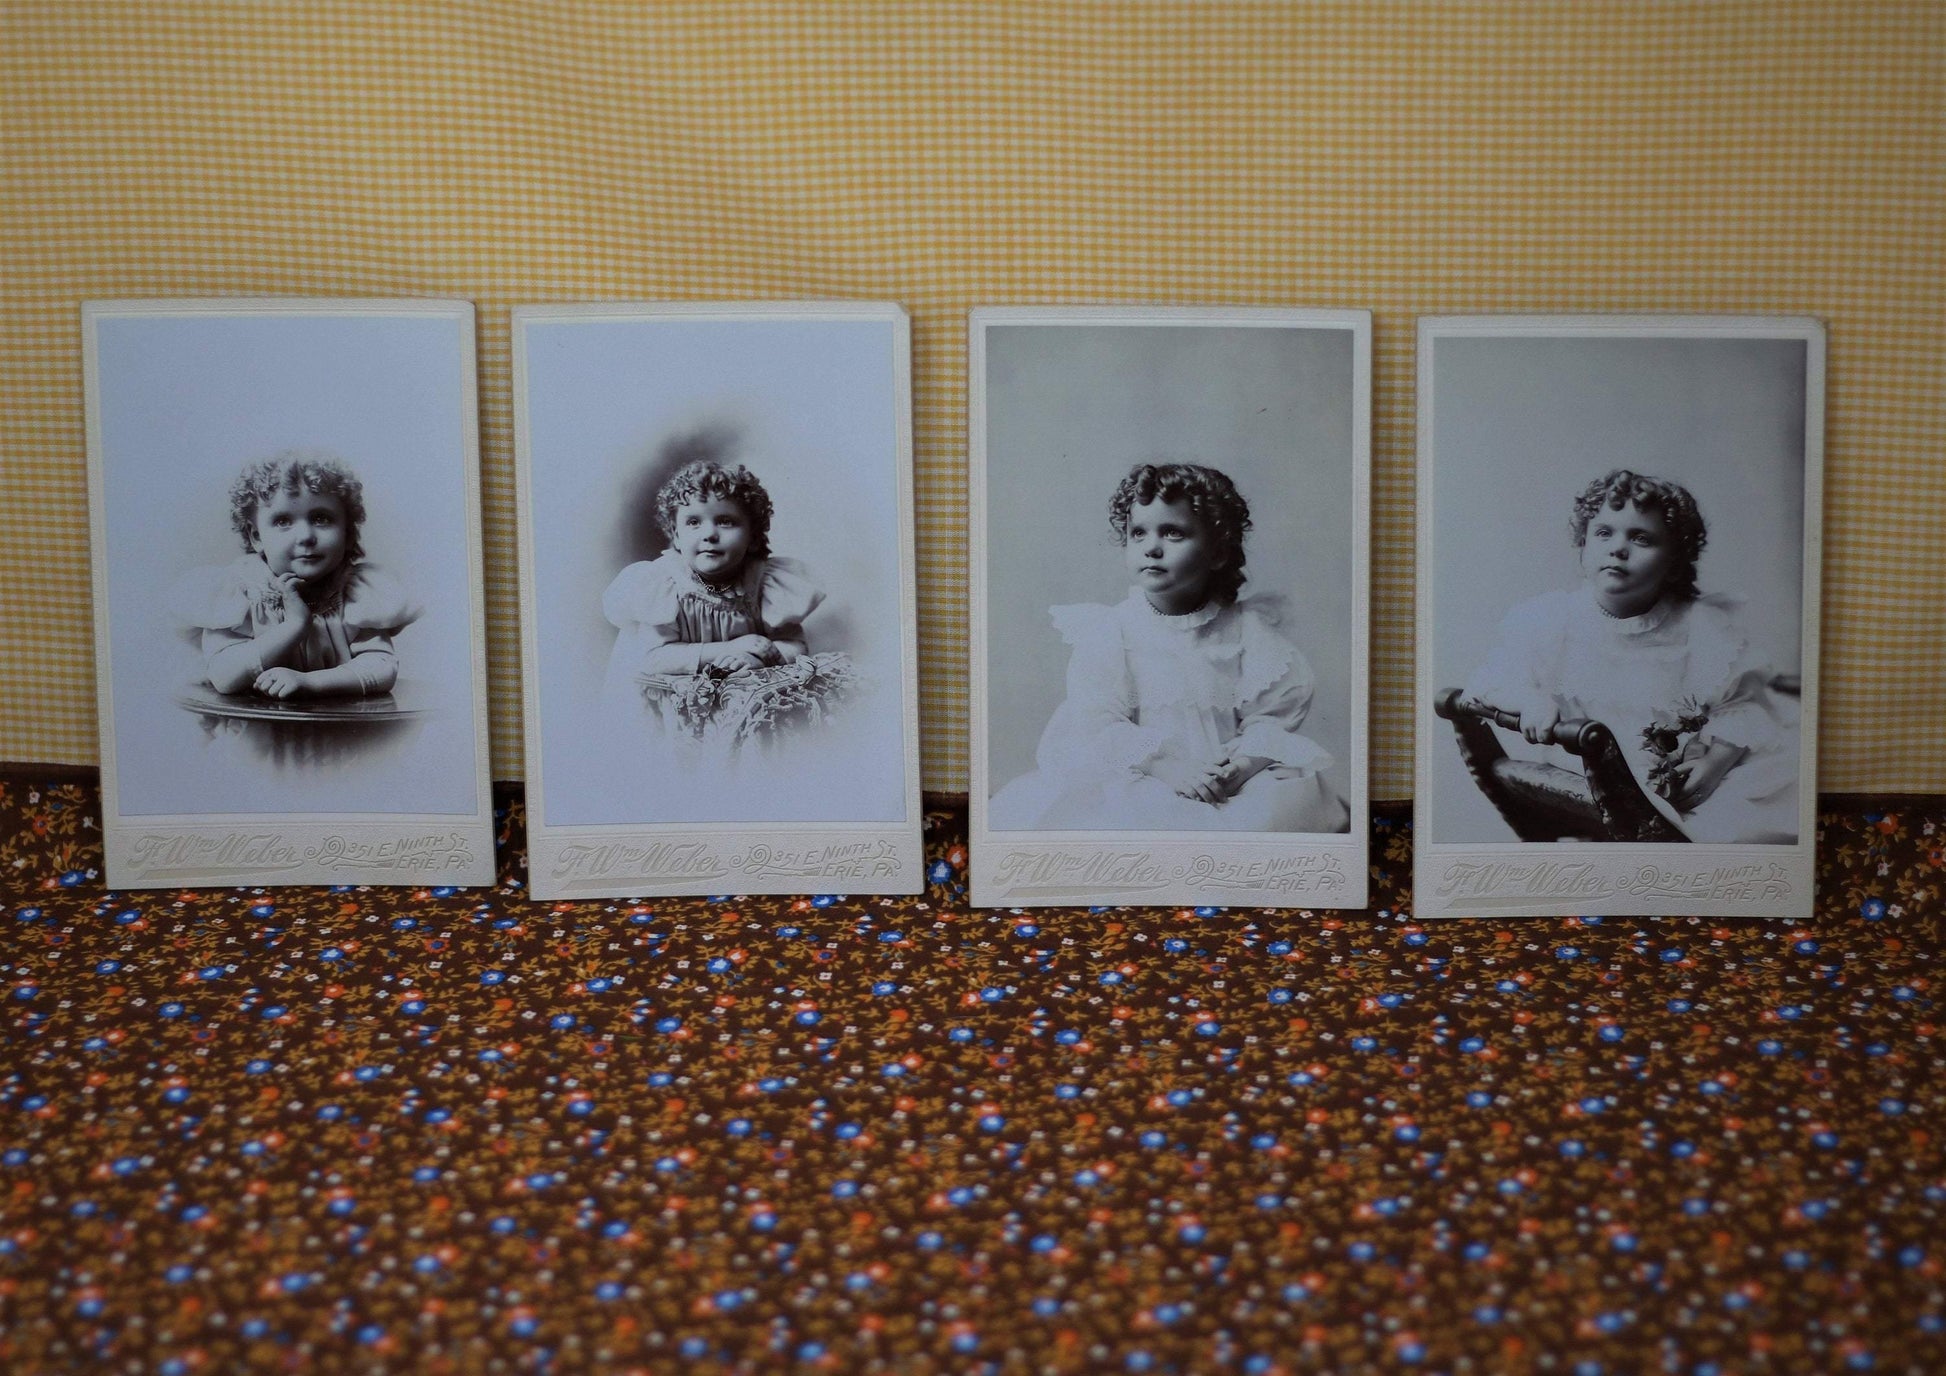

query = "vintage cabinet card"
(971, 307), (1371, 910)
(84, 299), (496, 889)
(1414, 315), (1825, 919)
(512, 302), (924, 899)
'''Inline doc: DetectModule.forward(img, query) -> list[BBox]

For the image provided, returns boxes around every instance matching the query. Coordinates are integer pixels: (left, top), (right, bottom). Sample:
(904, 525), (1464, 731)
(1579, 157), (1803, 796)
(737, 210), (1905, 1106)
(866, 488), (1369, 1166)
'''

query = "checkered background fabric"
(4, 1), (1941, 798)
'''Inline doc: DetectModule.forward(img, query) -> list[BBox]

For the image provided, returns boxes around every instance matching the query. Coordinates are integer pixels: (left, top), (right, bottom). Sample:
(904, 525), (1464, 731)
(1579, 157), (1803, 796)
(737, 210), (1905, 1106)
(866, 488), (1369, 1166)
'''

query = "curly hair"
(229, 449), (367, 564)
(1569, 468), (1708, 603)
(654, 460), (774, 561)
(1108, 462), (1253, 606)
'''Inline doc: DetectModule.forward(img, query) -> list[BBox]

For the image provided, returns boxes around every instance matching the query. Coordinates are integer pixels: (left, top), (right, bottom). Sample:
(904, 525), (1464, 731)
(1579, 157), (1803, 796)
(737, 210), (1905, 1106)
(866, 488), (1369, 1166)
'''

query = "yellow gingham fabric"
(3, 1), (1941, 797)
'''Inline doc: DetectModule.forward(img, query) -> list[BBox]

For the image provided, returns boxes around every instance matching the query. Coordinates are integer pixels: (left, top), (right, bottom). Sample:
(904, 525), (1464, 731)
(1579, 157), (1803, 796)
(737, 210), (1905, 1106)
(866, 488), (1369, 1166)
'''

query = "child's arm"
(204, 578), (313, 693)
(1036, 606), (1185, 783)
(1463, 593), (1569, 743)
(254, 646), (398, 699)
(767, 622), (807, 664)
(643, 635), (779, 675)
(1665, 737), (1750, 810)
(1219, 611), (1336, 799)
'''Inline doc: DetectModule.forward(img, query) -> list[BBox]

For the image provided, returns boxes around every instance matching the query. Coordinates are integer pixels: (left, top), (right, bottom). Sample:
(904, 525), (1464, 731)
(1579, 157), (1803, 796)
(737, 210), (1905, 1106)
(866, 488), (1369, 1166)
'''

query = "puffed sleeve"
(1464, 591), (1573, 727)
(169, 557), (272, 691)
(340, 564), (422, 635)
(1682, 597), (1792, 755)
(167, 555), (272, 633)
(1229, 602), (1335, 773)
(1033, 603), (1169, 774)
(755, 556), (825, 632)
(334, 564), (419, 693)
(602, 559), (683, 633)
(603, 558), (699, 676)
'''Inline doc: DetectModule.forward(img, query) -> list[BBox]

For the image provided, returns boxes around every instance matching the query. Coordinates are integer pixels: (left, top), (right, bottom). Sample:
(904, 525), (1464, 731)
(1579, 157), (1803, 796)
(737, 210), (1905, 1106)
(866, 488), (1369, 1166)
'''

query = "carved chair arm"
(1433, 689), (1599, 756)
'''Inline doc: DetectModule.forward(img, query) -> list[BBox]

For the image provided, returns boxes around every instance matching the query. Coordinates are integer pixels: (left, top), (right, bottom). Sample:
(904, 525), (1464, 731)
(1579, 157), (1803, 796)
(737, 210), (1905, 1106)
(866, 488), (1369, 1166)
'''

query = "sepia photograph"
(84, 300), (496, 889)
(513, 303), (924, 899)
(1415, 316), (1825, 920)
(971, 308), (1370, 910)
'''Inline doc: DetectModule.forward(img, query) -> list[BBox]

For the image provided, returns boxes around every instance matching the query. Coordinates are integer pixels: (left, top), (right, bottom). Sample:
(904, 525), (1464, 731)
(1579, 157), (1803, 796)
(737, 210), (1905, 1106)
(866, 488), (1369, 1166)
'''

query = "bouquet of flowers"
(1641, 697), (1714, 803)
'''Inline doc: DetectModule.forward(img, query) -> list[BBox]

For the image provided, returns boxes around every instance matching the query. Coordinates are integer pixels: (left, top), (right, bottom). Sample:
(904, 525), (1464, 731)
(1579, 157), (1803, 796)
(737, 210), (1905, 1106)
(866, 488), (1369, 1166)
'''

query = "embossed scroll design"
(127, 831), (478, 879)
(1432, 858), (1795, 908)
(993, 847), (1348, 901)
(549, 838), (906, 885)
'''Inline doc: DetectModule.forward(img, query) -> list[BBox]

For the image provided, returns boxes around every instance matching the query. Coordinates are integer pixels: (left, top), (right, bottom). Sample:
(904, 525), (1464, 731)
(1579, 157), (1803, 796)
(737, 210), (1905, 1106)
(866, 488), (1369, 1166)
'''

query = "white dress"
(990, 591), (1348, 833)
(1465, 586), (1801, 843)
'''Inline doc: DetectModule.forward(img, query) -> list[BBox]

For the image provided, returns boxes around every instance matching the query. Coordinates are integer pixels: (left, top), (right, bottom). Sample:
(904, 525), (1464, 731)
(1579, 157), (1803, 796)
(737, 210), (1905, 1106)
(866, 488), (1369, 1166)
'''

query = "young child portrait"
(518, 308), (914, 832)
(169, 450), (421, 701)
(1424, 329), (1814, 851)
(599, 456), (857, 756)
(990, 461), (1349, 833)
(1461, 468), (1801, 843)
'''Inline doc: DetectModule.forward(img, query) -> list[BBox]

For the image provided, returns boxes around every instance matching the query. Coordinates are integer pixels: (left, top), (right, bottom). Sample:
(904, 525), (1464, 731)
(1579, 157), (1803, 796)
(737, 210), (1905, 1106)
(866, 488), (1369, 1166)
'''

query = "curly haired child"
(989, 461), (1348, 833)
(1464, 468), (1800, 843)
(601, 459), (853, 752)
(169, 449), (420, 699)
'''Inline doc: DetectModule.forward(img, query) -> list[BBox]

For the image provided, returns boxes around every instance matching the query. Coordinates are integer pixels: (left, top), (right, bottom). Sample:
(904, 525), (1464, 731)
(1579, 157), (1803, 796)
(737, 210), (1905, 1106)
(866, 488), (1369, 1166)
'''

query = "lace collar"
(1124, 588), (1222, 632)
(678, 557), (760, 613)
(1586, 583), (1678, 636)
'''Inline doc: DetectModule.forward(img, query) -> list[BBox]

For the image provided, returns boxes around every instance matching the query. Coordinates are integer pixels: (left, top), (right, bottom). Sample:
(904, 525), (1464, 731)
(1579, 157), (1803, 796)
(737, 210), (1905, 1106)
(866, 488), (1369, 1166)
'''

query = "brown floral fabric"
(0, 772), (1940, 1373)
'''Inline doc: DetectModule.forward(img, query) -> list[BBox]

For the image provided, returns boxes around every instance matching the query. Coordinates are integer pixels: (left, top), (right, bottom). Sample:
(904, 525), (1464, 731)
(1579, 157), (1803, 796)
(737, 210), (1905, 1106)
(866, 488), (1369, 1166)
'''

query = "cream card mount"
(970, 306), (1372, 910)
(1414, 314), (1825, 920)
(510, 301), (925, 900)
(83, 298), (496, 890)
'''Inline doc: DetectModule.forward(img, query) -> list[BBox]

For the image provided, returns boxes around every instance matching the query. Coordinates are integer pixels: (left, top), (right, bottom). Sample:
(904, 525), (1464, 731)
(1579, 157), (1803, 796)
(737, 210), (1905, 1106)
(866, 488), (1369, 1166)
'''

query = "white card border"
(968, 305), (1372, 910)
(1412, 313), (1826, 920)
(83, 297), (498, 890)
(510, 301), (926, 900)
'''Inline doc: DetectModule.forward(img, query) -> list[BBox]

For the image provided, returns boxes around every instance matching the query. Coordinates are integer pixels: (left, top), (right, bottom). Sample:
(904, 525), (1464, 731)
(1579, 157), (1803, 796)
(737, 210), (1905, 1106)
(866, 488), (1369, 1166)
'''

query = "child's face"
(670, 496), (753, 582)
(251, 484), (348, 583)
(1581, 498), (1674, 614)
(1124, 495), (1215, 612)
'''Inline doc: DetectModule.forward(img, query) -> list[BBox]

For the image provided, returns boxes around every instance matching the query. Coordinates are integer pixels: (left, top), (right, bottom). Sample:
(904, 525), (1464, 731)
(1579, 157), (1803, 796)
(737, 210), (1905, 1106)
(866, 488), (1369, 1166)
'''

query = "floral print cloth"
(0, 771), (1940, 1373)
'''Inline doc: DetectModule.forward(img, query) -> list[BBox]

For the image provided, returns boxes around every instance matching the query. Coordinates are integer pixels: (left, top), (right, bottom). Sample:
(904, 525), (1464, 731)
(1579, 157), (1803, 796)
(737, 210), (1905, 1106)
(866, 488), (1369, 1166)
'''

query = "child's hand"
(254, 667), (310, 699)
(1668, 737), (1749, 811)
(772, 640), (804, 665)
(1210, 753), (1274, 800)
(1149, 755), (1229, 805)
(726, 634), (779, 665)
(703, 645), (766, 674)
(268, 571), (315, 622)
(1516, 700), (1561, 745)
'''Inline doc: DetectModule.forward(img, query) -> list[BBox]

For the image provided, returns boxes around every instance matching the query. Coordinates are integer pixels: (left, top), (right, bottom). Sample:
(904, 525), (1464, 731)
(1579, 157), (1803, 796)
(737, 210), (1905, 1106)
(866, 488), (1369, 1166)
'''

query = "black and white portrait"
(84, 300), (494, 889)
(514, 304), (923, 899)
(972, 309), (1370, 911)
(1415, 316), (1825, 921)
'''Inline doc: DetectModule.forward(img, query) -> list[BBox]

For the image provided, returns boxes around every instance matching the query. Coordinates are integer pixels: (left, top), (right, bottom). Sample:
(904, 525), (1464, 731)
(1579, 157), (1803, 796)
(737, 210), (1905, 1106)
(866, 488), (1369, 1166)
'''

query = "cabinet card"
(1415, 315), (1825, 919)
(84, 299), (496, 889)
(512, 303), (924, 899)
(971, 307), (1371, 910)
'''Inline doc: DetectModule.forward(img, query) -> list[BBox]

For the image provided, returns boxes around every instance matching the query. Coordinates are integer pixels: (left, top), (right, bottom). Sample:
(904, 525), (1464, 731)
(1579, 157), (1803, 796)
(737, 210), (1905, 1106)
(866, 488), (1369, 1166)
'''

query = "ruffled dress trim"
(603, 552), (824, 640)
(169, 556), (420, 635)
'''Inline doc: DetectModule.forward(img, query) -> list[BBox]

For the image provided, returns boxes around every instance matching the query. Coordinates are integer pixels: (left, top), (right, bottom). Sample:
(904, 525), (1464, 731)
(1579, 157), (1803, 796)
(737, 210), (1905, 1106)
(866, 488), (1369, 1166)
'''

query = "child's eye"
(273, 515), (293, 527)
